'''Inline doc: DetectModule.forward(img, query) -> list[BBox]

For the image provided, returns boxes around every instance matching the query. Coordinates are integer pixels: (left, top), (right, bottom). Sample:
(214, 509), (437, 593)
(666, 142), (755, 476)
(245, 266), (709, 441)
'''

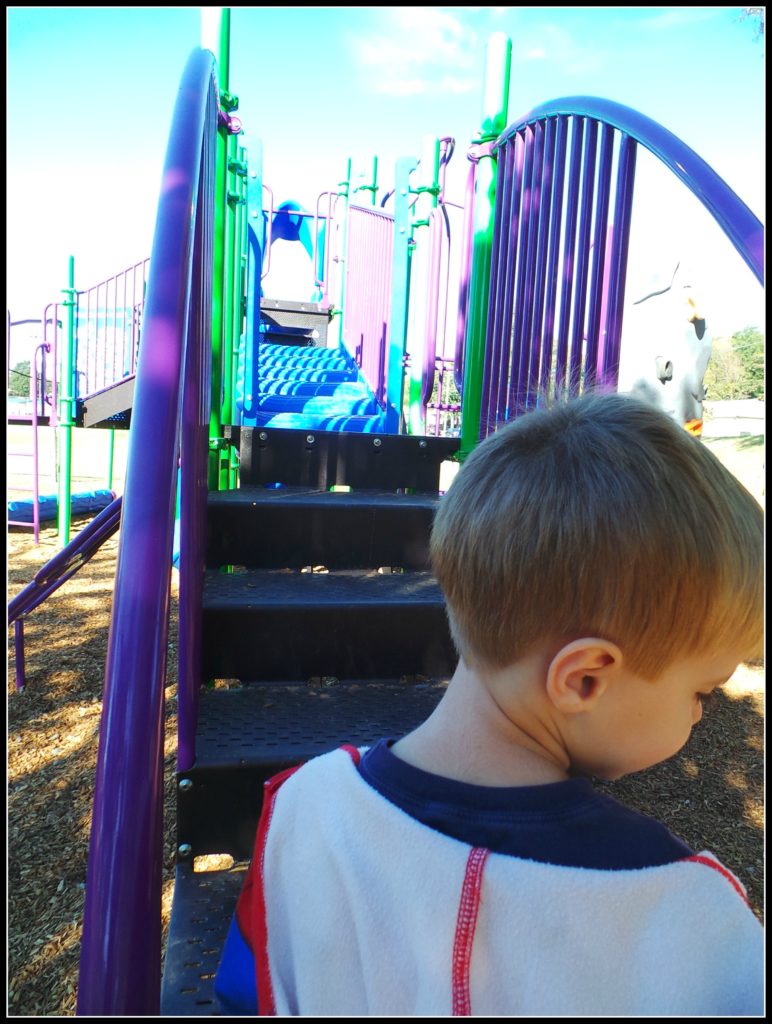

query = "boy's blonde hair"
(431, 392), (763, 679)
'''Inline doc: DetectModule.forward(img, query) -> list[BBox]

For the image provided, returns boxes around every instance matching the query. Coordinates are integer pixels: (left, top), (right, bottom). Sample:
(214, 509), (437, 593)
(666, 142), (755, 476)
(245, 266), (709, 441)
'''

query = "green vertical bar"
(107, 428), (115, 490)
(459, 33), (511, 459)
(57, 256), (76, 545)
(205, 8), (232, 490)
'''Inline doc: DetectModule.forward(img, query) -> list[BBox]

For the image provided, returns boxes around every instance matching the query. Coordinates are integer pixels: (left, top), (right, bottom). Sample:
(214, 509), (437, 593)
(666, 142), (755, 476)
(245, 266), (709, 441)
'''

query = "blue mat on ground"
(8, 489), (116, 524)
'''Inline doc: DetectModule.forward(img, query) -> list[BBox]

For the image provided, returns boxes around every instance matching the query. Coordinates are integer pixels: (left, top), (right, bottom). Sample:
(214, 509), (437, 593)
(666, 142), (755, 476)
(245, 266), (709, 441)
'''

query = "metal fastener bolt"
(179, 778), (193, 792)
(419, 440), (427, 448)
(259, 431), (268, 441)
(373, 438), (382, 447)
(178, 844), (192, 859)
(306, 434), (315, 444)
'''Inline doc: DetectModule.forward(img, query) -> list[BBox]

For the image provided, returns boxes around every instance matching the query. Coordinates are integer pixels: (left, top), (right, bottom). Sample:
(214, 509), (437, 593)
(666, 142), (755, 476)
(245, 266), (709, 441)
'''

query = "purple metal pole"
(567, 118), (597, 398)
(507, 127), (537, 418)
(453, 160), (477, 395)
(486, 137), (518, 427)
(514, 120), (545, 415)
(583, 123), (614, 390)
(14, 620), (25, 691)
(526, 117), (558, 409)
(555, 118), (584, 397)
(600, 135), (637, 388)
(539, 116), (568, 396)
(76, 49), (217, 1016)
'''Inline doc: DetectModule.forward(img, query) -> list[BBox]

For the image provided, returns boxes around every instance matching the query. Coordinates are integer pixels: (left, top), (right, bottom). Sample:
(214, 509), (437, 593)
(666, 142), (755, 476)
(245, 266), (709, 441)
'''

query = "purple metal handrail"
(7, 341), (49, 543)
(453, 158), (479, 393)
(8, 496), (122, 689)
(500, 96), (763, 284)
(76, 48), (217, 1015)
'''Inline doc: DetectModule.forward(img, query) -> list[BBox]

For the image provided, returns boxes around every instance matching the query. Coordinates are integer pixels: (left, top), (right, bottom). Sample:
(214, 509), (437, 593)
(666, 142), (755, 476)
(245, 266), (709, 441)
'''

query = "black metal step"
(161, 861), (246, 1016)
(202, 568), (454, 682)
(178, 679), (449, 860)
(227, 426), (460, 491)
(206, 487), (438, 570)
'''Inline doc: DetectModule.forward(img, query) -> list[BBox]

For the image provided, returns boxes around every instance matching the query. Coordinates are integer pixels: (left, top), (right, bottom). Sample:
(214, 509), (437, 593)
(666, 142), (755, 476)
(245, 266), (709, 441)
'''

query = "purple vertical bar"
(507, 126), (537, 418)
(479, 139), (511, 432)
(513, 121), (545, 416)
(555, 117), (584, 397)
(567, 118), (598, 398)
(525, 118), (557, 410)
(14, 620), (25, 691)
(600, 135), (637, 388)
(539, 116), (569, 397)
(493, 133), (526, 425)
(583, 123), (614, 389)
(453, 161), (477, 394)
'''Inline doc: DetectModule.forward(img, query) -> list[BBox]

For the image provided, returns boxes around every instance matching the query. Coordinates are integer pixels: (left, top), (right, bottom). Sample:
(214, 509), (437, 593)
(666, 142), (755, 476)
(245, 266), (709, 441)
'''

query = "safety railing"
(76, 259), (150, 398)
(76, 48), (217, 1015)
(464, 96), (764, 445)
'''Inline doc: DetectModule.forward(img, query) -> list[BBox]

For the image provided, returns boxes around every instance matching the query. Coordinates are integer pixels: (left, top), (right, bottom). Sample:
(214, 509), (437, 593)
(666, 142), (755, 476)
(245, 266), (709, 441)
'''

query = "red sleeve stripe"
(253, 764), (303, 1016)
(452, 847), (490, 1016)
(683, 854), (749, 905)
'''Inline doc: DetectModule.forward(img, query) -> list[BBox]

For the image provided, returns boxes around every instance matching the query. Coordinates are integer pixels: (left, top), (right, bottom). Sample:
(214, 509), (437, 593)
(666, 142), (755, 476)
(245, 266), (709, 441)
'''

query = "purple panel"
(583, 123), (614, 389)
(342, 203), (394, 405)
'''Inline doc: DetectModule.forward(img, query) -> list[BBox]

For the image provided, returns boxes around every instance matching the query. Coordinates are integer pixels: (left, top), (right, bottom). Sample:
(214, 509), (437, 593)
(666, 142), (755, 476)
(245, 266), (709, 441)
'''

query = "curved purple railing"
(76, 48), (217, 1015)
(500, 97), (763, 284)
(473, 95), (763, 438)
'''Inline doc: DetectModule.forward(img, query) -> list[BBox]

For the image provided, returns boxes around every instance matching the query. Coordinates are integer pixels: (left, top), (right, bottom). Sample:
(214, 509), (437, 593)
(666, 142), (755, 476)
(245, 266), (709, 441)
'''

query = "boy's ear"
(545, 638), (624, 714)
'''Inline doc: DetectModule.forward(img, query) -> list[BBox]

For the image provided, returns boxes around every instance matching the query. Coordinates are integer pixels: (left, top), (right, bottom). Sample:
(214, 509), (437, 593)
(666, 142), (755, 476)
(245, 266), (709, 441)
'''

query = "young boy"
(215, 392), (763, 1016)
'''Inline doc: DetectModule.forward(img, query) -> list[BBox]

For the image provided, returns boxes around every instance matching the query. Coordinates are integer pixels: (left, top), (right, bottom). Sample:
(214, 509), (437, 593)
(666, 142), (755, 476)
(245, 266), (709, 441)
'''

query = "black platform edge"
(160, 861), (246, 1016)
(77, 375), (135, 428)
(226, 426), (460, 491)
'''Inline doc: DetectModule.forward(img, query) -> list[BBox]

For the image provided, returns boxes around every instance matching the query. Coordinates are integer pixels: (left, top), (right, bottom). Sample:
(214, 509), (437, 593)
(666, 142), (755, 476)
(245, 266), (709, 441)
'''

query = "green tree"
(704, 327), (764, 401)
(732, 326), (764, 399)
(8, 360), (31, 397)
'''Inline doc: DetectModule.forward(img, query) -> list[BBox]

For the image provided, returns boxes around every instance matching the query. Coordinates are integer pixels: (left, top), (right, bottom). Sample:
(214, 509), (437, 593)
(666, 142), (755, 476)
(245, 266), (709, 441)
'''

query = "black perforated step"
(160, 862), (246, 1016)
(177, 679), (449, 862)
(206, 486), (438, 570)
(202, 568), (454, 682)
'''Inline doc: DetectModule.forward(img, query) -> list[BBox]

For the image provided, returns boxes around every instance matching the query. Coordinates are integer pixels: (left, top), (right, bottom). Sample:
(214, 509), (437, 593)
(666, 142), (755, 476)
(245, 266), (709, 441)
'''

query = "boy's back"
(215, 393), (764, 1016)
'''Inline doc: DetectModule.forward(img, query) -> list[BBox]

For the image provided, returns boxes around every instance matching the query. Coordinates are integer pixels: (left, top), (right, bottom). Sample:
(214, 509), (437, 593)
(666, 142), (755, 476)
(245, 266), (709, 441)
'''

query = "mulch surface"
(7, 520), (764, 1016)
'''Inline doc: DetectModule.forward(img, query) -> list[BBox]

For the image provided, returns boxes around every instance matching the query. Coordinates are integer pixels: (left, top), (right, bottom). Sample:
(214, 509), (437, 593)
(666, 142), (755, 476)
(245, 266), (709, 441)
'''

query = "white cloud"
(350, 7), (476, 97)
(636, 8), (727, 32)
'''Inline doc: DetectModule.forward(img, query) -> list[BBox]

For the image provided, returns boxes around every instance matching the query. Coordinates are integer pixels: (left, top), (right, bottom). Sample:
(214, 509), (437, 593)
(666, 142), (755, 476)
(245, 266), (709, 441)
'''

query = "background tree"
(703, 326), (764, 401)
(8, 360), (31, 397)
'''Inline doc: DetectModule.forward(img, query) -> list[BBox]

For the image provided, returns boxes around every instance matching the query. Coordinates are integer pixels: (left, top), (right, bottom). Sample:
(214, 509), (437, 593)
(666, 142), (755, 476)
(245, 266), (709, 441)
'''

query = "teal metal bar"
(385, 156), (419, 432)
(459, 33), (511, 458)
(328, 159), (351, 350)
(57, 256), (76, 544)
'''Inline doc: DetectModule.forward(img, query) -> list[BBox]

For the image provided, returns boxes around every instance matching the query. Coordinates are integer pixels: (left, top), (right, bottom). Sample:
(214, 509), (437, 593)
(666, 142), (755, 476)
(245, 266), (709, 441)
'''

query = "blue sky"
(7, 6), (765, 358)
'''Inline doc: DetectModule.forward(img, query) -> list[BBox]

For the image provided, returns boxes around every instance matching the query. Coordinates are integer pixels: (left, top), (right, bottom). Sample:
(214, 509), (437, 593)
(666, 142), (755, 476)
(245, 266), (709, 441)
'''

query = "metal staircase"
(160, 427), (459, 1013)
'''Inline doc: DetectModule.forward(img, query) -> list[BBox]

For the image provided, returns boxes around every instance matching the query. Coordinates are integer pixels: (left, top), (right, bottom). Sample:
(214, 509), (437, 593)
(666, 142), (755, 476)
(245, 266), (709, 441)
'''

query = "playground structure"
(6, 10), (763, 1016)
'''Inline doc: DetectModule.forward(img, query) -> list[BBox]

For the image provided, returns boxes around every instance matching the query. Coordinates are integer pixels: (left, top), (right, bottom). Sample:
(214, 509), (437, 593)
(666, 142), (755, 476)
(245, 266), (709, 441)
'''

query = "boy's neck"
(391, 657), (570, 788)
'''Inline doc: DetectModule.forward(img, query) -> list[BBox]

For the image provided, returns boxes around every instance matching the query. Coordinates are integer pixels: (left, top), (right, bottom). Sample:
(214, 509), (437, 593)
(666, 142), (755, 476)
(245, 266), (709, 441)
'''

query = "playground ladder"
(160, 426), (458, 1013)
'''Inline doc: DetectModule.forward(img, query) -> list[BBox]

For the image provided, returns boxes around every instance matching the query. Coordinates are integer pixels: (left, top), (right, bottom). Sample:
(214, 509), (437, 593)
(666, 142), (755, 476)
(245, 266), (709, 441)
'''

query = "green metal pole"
(107, 428), (115, 491)
(57, 256), (76, 545)
(203, 7), (232, 490)
(459, 32), (511, 459)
